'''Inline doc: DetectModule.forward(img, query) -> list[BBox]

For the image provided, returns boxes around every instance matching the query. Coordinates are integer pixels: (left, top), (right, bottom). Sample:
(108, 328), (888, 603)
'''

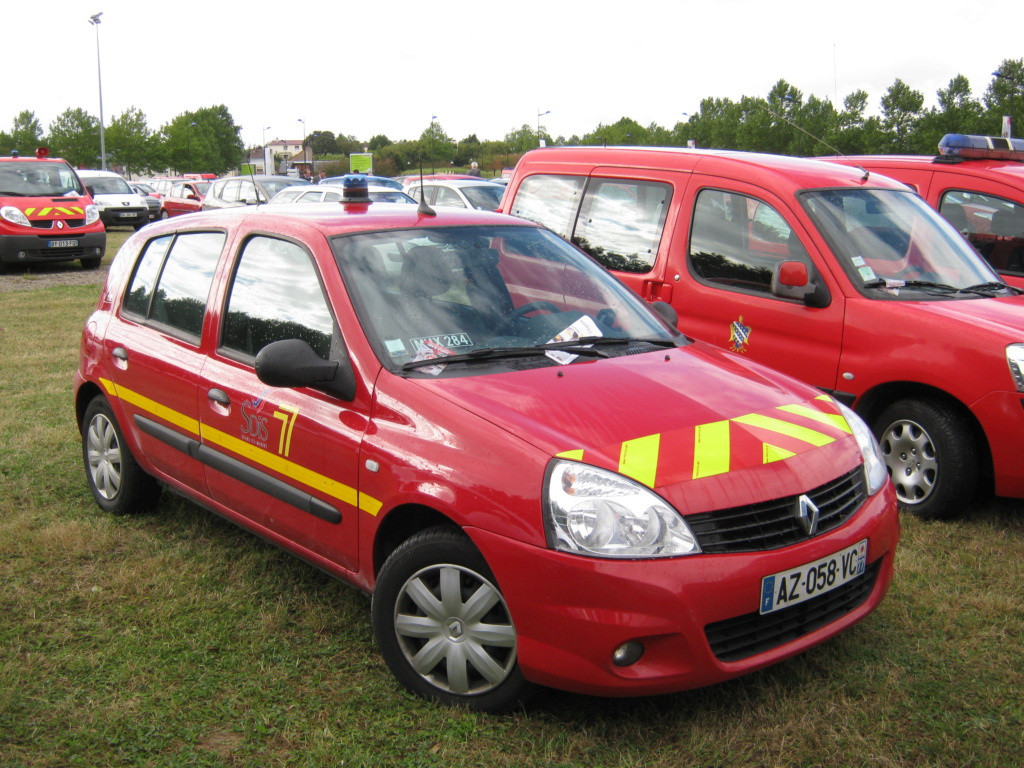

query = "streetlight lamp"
(538, 109), (551, 147)
(262, 125), (272, 174)
(992, 70), (1019, 138)
(297, 118), (307, 179)
(88, 12), (106, 170)
(186, 121), (196, 174)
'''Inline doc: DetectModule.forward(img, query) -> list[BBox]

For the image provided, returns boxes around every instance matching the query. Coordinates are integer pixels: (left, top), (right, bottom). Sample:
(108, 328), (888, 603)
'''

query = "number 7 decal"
(273, 404), (300, 456)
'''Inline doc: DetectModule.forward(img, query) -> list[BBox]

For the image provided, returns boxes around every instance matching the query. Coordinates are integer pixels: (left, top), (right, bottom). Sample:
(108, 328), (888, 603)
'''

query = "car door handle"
(112, 346), (128, 361)
(207, 388), (230, 406)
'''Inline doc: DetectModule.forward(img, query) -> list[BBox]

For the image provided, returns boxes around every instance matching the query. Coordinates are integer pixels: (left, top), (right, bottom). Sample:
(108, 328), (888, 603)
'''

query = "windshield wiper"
(863, 279), (1008, 298)
(961, 282), (1022, 296)
(401, 345), (609, 371)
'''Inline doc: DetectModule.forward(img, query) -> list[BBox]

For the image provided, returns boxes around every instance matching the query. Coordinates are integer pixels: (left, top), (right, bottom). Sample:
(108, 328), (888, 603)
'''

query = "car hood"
(8, 194), (91, 221)
(895, 294), (1024, 339)
(420, 341), (864, 514)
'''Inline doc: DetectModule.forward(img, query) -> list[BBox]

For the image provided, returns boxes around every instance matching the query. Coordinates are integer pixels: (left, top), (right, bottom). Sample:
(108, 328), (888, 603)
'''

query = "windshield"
(332, 225), (682, 376)
(0, 160), (85, 197)
(461, 184), (504, 210)
(801, 188), (1001, 297)
(87, 176), (133, 195)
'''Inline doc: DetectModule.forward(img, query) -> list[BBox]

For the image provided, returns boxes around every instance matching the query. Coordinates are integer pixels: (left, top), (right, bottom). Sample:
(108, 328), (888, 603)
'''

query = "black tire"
(873, 398), (977, 520)
(80, 256), (102, 270)
(159, 209), (170, 220)
(372, 527), (533, 712)
(81, 396), (161, 515)
(133, 221), (148, 231)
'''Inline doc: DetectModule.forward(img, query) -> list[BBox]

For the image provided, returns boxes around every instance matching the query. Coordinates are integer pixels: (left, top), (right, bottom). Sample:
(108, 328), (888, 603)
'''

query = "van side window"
(939, 190), (1024, 275)
(573, 179), (670, 274)
(122, 232), (225, 339)
(689, 189), (807, 294)
(511, 175), (586, 238)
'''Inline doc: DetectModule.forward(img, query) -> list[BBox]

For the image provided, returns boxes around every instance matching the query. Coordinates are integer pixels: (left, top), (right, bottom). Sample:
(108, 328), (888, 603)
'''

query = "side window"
(222, 180), (240, 202)
(510, 174), (586, 237)
(221, 237), (337, 360)
(939, 190), (1024, 274)
(122, 232), (225, 338)
(573, 178), (670, 273)
(435, 186), (466, 208)
(238, 180), (258, 203)
(689, 189), (806, 294)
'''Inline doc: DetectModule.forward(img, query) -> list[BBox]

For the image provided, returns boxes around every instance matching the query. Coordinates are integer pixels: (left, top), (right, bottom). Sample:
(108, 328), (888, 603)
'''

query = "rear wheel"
(874, 398), (977, 519)
(82, 396), (161, 515)
(372, 528), (532, 712)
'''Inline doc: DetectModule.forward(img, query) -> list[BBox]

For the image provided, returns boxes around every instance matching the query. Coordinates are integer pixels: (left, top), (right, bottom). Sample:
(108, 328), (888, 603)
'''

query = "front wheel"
(82, 396), (162, 515)
(372, 528), (532, 711)
(874, 398), (977, 519)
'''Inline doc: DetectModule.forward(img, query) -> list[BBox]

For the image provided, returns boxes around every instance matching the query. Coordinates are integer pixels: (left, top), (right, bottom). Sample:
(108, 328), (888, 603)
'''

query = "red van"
(0, 148), (105, 271)
(502, 146), (1024, 520)
(819, 134), (1024, 288)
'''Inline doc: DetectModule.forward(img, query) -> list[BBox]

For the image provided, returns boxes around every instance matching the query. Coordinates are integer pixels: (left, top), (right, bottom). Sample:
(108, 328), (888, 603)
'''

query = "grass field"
(1, 240), (1022, 767)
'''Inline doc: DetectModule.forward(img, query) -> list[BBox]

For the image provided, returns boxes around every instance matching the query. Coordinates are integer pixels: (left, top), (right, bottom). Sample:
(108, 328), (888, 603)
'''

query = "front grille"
(687, 469), (866, 554)
(705, 559), (881, 662)
(30, 219), (87, 229)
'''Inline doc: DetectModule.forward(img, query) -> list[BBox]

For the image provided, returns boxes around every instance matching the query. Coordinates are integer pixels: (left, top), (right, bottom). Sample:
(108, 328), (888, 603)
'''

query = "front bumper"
(98, 207), (148, 227)
(971, 390), (1024, 498)
(472, 483), (898, 697)
(0, 230), (106, 265)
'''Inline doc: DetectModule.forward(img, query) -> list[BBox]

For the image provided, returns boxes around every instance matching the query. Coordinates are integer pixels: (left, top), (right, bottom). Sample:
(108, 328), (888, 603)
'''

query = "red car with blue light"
(74, 176), (898, 711)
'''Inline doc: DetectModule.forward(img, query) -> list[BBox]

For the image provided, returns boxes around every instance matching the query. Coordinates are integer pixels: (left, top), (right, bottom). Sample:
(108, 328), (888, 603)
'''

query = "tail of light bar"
(938, 134), (1024, 161)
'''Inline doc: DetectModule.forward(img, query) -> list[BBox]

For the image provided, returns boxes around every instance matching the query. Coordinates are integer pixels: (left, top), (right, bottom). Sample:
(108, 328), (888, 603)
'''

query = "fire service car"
(75, 178), (898, 710)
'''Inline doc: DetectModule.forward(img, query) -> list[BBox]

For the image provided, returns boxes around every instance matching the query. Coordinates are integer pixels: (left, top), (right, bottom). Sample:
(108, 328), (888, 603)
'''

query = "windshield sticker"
(384, 338), (407, 357)
(729, 316), (751, 353)
(411, 338), (453, 375)
(851, 256), (866, 267)
(857, 266), (877, 281)
(546, 315), (603, 364)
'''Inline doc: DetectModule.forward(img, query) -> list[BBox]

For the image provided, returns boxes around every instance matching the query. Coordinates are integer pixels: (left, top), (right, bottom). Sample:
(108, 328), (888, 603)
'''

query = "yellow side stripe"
(776, 403), (852, 434)
(731, 413), (836, 447)
(100, 378), (381, 515)
(694, 420), (731, 479)
(618, 433), (660, 488)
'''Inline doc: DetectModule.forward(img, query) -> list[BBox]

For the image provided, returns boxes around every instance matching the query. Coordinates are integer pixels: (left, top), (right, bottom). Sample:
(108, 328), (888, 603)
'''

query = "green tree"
(916, 75), (985, 154)
(420, 121), (454, 171)
(984, 59), (1024, 137)
(47, 108), (100, 167)
(8, 111), (45, 156)
(308, 130), (337, 155)
(505, 124), (538, 153)
(106, 106), (153, 178)
(368, 134), (392, 151)
(878, 78), (924, 153)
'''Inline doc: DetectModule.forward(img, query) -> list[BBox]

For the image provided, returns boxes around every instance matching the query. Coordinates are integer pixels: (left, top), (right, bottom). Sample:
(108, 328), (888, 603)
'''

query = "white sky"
(4, 0), (1020, 151)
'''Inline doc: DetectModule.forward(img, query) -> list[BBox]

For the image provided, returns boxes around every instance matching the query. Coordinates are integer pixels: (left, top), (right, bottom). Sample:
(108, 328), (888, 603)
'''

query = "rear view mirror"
(771, 261), (830, 308)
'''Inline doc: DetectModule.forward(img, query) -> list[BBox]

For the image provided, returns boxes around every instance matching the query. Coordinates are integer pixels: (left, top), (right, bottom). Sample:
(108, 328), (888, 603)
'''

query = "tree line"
(3, 59), (1021, 179)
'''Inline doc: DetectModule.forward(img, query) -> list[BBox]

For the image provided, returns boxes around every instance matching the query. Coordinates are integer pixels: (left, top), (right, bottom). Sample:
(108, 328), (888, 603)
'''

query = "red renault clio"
(75, 179), (898, 711)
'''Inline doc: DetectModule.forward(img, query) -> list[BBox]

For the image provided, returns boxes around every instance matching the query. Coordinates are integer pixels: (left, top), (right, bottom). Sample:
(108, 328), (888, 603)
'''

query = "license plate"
(118, 212), (138, 218)
(47, 239), (79, 248)
(759, 540), (867, 614)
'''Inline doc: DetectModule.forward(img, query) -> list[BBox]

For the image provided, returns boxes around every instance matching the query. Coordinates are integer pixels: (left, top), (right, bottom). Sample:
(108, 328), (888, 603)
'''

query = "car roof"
(821, 154), (1024, 185)
(420, 179), (503, 188)
(513, 146), (912, 193)
(140, 200), (534, 237)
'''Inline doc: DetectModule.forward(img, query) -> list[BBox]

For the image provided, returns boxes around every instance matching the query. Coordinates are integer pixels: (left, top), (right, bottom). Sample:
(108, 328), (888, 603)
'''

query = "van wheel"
(80, 257), (101, 270)
(372, 528), (532, 712)
(133, 221), (148, 231)
(82, 396), (161, 515)
(159, 210), (170, 220)
(874, 398), (976, 519)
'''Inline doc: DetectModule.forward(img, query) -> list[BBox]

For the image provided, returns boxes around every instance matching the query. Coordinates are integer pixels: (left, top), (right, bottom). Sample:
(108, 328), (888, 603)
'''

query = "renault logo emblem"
(796, 494), (820, 536)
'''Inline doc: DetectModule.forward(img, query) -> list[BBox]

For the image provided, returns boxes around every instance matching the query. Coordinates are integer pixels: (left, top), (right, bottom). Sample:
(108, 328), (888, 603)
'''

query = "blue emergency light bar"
(938, 134), (1024, 161)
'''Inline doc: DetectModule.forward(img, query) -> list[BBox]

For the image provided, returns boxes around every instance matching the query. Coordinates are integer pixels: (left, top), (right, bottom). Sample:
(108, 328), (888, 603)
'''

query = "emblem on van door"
(796, 494), (820, 536)
(729, 316), (751, 353)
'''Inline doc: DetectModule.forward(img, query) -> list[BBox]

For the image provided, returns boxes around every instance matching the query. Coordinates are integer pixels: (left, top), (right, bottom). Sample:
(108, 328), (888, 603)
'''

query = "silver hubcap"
(880, 418), (937, 505)
(86, 413), (122, 500)
(394, 564), (517, 696)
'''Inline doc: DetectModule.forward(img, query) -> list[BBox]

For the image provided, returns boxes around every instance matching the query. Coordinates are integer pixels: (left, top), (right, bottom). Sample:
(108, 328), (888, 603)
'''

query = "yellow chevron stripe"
(763, 443), (796, 464)
(693, 420), (731, 479)
(776, 403), (852, 434)
(619, 433), (660, 488)
(732, 413), (835, 446)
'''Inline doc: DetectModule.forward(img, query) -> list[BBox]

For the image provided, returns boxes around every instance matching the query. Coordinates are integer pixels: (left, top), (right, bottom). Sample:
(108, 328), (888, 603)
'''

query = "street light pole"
(262, 126), (271, 174)
(993, 70), (1019, 138)
(186, 121), (196, 174)
(297, 118), (307, 179)
(88, 12), (106, 170)
(430, 115), (437, 175)
(537, 109), (550, 147)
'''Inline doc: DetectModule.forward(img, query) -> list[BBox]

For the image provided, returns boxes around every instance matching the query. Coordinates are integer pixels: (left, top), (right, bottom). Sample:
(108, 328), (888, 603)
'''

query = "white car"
(406, 179), (505, 211)
(269, 184), (416, 205)
(77, 169), (150, 231)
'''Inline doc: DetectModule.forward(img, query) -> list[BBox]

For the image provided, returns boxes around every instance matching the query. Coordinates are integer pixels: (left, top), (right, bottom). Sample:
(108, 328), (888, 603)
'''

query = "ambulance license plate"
(759, 540), (867, 614)
(48, 239), (79, 248)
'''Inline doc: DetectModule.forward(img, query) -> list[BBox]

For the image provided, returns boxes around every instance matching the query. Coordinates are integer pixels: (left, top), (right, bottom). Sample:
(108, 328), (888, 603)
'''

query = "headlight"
(84, 204), (100, 226)
(836, 402), (888, 496)
(1, 206), (31, 227)
(544, 460), (700, 558)
(1008, 344), (1024, 393)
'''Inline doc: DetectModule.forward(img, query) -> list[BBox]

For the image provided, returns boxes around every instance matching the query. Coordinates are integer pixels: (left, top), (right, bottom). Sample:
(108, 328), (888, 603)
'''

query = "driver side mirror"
(255, 339), (356, 401)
